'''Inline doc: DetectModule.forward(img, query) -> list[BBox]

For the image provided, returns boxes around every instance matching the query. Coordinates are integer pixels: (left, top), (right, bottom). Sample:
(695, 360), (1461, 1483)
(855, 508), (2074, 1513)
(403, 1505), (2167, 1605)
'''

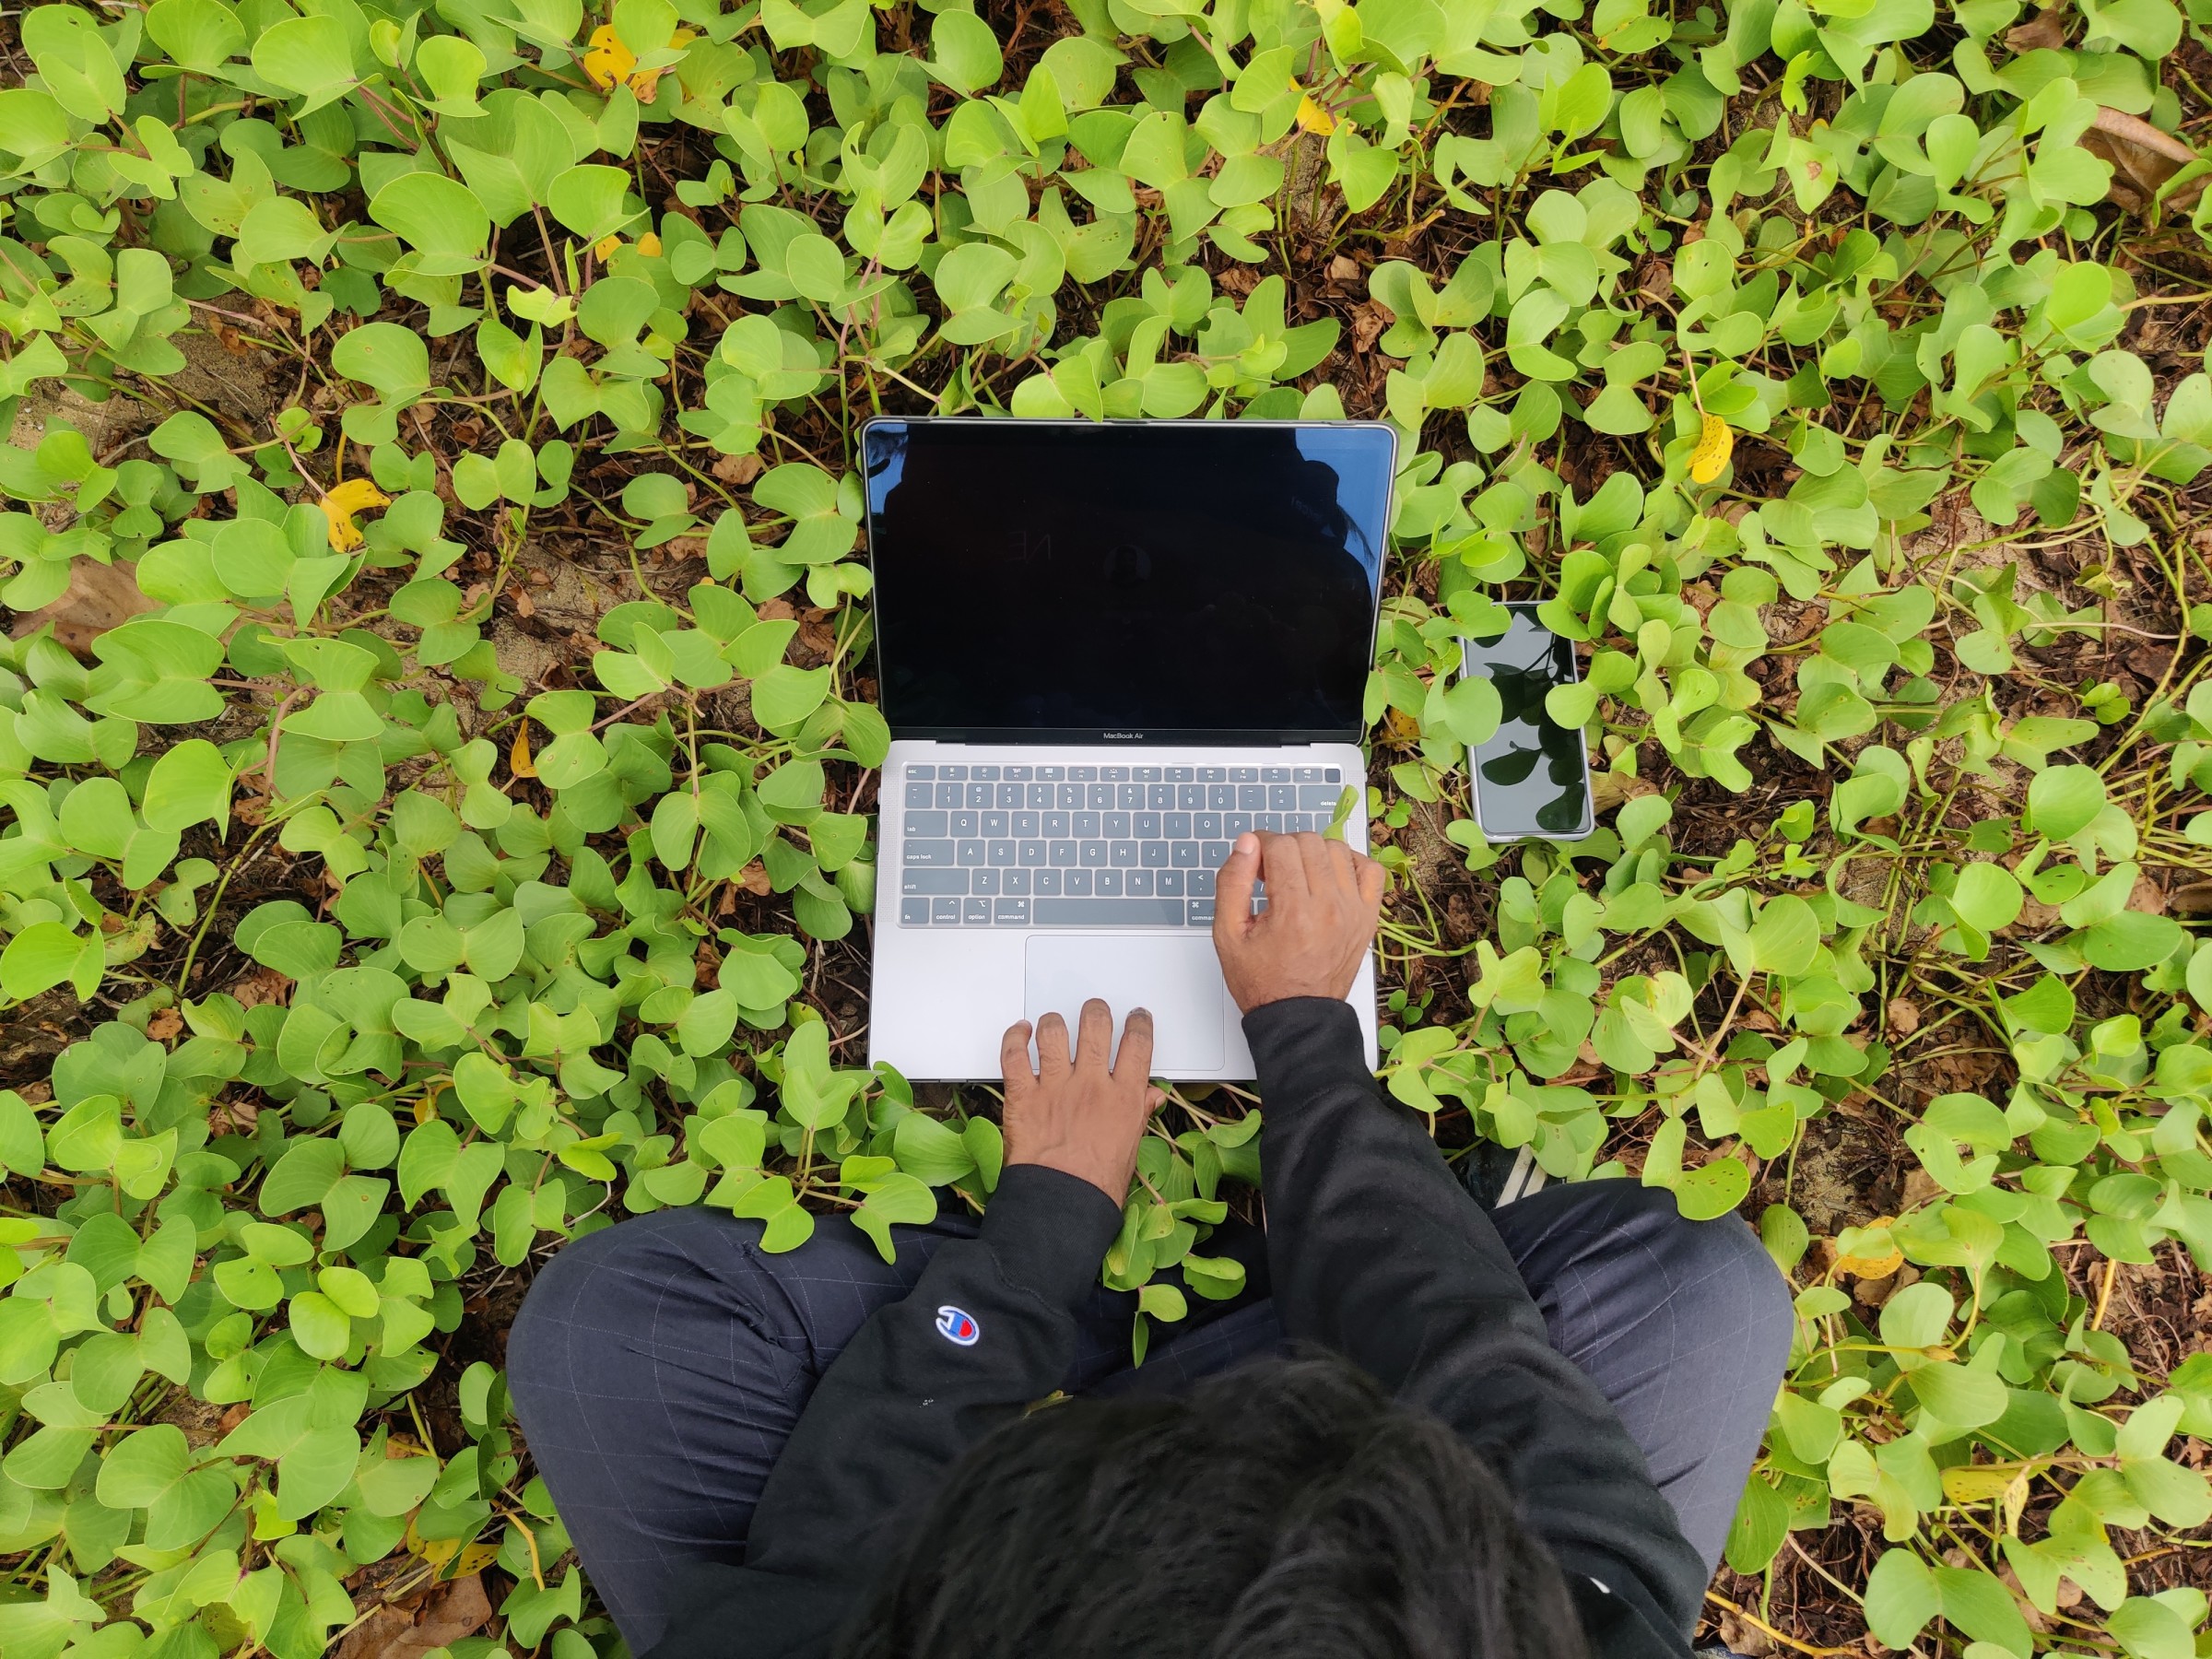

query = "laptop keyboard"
(893, 762), (1349, 927)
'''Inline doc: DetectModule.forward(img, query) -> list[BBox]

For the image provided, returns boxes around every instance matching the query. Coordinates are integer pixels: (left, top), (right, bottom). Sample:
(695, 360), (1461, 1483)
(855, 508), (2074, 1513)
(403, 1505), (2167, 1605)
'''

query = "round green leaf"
(2025, 763), (2106, 841)
(332, 323), (432, 403)
(288, 1290), (352, 1360)
(97, 1425), (191, 1509)
(370, 173), (492, 276)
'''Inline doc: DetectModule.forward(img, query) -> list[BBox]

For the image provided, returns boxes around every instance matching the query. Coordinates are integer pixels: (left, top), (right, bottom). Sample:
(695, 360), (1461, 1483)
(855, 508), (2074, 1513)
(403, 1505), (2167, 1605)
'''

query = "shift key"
(901, 868), (968, 895)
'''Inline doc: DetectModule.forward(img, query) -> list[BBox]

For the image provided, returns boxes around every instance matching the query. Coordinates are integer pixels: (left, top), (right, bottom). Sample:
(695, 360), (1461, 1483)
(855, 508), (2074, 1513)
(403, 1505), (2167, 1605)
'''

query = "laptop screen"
(863, 420), (1394, 742)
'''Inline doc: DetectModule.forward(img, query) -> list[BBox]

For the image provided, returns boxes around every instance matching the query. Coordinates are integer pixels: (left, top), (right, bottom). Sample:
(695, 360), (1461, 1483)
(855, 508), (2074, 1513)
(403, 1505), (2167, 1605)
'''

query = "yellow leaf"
(594, 233), (621, 260)
(1295, 94), (1336, 135)
(581, 23), (634, 91)
(510, 721), (538, 779)
(1941, 1465), (2019, 1505)
(637, 230), (662, 257)
(1834, 1215), (1902, 1279)
(625, 24), (694, 100)
(1688, 413), (1734, 485)
(321, 477), (391, 552)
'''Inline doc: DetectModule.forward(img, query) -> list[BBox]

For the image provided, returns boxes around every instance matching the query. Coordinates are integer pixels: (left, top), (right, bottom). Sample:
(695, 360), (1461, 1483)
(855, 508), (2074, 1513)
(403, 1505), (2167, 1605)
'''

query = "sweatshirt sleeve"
(1244, 996), (1706, 1651)
(646, 1162), (1123, 1659)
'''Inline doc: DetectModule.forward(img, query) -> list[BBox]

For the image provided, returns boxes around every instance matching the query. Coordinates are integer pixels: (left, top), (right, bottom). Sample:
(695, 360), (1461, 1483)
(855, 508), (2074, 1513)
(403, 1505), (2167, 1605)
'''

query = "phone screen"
(1465, 606), (1593, 841)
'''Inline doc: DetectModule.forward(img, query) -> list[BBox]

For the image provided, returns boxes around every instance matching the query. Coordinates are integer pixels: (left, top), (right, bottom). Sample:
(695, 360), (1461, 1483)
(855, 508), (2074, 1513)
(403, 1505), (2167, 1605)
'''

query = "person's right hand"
(1211, 831), (1385, 1014)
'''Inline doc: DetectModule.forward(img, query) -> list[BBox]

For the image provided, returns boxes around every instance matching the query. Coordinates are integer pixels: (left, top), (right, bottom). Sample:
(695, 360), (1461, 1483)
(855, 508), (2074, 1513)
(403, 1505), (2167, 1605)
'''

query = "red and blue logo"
(935, 1305), (981, 1347)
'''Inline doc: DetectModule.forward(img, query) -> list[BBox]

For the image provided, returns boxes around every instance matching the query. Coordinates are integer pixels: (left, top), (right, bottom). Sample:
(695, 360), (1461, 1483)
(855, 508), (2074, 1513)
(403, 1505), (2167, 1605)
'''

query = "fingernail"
(1237, 832), (1258, 853)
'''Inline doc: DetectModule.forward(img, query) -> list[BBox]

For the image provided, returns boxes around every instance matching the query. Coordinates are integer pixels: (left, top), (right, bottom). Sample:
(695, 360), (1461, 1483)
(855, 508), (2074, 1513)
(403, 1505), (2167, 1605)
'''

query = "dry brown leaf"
(1901, 1169), (1943, 1212)
(2006, 5), (2068, 53)
(712, 452), (764, 486)
(333, 1573), (492, 1659)
(229, 967), (292, 1008)
(1590, 771), (1658, 812)
(1886, 997), (1920, 1039)
(1348, 300), (1389, 354)
(739, 861), (773, 896)
(2084, 106), (2206, 213)
(12, 559), (159, 655)
(1326, 253), (1360, 283)
(1717, 1607), (1778, 1658)
(2170, 880), (2212, 914)
(145, 1007), (183, 1041)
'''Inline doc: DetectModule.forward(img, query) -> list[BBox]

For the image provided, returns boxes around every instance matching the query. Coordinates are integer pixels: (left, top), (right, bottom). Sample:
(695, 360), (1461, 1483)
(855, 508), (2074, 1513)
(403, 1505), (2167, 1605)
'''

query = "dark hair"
(835, 1349), (1592, 1659)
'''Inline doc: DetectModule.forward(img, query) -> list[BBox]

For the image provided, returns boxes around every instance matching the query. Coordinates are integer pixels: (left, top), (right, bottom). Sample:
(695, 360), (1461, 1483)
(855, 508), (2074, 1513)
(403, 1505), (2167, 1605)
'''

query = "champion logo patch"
(935, 1305), (981, 1347)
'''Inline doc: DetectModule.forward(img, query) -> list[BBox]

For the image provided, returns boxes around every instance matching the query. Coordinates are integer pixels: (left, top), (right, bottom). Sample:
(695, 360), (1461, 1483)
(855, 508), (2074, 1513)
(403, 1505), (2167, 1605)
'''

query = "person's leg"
(1486, 1178), (1794, 1572)
(508, 1202), (1277, 1646)
(506, 1206), (955, 1653)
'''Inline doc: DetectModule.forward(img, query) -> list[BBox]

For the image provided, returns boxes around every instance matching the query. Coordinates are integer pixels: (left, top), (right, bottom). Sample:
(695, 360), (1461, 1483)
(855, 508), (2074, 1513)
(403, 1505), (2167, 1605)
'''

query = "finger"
(1113, 1006), (1157, 1086)
(1036, 1011), (1073, 1081)
(1261, 830), (1309, 897)
(1355, 851), (1386, 912)
(1075, 998), (1114, 1073)
(999, 1020), (1037, 1102)
(1324, 835), (1359, 891)
(1213, 833), (1261, 949)
(1294, 831), (1339, 899)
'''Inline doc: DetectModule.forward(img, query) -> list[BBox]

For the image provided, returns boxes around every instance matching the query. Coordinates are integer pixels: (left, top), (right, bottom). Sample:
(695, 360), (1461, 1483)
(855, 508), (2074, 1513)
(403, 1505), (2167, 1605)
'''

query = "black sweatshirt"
(648, 997), (1703, 1659)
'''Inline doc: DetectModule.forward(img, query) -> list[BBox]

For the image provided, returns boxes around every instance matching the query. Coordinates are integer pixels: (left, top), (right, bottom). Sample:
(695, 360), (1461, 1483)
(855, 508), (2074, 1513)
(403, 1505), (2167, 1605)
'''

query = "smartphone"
(1462, 604), (1594, 841)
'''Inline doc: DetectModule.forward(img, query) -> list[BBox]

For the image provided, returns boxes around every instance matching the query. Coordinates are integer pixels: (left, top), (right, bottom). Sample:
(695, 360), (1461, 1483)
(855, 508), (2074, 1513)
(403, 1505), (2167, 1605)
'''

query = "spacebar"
(1033, 899), (1185, 926)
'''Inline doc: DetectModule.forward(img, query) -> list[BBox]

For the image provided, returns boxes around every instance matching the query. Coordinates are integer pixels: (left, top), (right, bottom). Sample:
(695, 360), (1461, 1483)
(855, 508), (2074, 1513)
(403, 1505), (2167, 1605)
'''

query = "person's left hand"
(999, 1000), (1162, 1203)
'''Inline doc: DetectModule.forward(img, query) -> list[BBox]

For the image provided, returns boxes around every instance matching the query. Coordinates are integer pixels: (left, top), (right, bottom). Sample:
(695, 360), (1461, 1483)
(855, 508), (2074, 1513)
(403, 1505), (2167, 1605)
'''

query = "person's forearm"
(743, 1165), (1121, 1580)
(1247, 996), (1707, 1640)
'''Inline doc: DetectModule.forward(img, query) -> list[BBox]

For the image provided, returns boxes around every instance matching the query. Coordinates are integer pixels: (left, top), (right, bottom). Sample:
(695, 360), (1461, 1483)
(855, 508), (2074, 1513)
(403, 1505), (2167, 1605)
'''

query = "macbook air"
(862, 418), (1395, 1079)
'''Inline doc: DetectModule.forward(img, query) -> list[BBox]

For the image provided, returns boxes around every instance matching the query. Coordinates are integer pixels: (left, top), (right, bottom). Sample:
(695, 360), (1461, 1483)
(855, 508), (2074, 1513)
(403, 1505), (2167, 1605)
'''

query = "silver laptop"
(863, 418), (1395, 1081)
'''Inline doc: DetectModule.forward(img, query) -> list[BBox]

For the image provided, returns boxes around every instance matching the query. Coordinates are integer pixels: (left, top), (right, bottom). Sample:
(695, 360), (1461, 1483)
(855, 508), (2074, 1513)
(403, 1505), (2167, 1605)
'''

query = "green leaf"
(260, 1138), (347, 1215)
(1441, 674), (1501, 747)
(1747, 895), (1819, 977)
(1910, 1360), (2008, 1429)
(549, 163), (644, 243)
(141, 739), (232, 835)
(147, 0), (247, 72)
(931, 7), (1005, 92)
(288, 1290), (352, 1360)
(332, 323), (432, 404)
(750, 665), (831, 731)
(1951, 863), (2023, 932)
(1863, 1549), (1940, 1650)
(1668, 1152), (1752, 1221)
(370, 173), (493, 277)
(758, 759), (826, 822)
(1, 923), (99, 1003)
(251, 16), (358, 110)
(891, 1113), (977, 1186)
(2025, 763), (2106, 840)
(96, 1425), (191, 1509)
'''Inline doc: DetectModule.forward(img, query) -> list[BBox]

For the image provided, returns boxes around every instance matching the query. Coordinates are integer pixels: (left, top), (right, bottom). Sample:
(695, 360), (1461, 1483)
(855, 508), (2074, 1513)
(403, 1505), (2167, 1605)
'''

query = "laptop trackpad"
(1023, 935), (1226, 1074)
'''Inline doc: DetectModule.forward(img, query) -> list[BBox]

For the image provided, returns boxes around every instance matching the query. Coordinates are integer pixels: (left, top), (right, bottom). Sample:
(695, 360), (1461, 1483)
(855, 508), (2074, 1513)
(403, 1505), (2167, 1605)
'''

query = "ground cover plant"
(2, 0), (2211, 1655)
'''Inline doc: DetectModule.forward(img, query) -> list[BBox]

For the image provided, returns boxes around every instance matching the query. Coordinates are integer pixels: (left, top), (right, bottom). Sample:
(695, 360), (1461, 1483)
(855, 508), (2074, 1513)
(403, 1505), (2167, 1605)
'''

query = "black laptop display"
(863, 420), (1395, 745)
